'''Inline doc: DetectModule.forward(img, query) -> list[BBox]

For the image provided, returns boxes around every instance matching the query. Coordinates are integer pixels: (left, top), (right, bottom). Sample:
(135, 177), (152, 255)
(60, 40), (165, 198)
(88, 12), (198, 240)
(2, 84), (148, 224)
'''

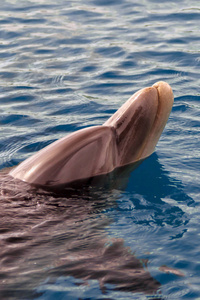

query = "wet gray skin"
(9, 81), (174, 187)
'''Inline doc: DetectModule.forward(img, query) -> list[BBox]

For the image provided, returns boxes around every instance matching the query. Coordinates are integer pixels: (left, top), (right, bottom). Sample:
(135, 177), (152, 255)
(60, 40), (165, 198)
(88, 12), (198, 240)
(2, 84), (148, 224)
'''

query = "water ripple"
(0, 0), (199, 299)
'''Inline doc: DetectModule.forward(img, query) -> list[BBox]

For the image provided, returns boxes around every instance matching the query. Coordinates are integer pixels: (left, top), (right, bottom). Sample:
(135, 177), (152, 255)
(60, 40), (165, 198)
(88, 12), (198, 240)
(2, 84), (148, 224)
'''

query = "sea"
(0, 0), (199, 299)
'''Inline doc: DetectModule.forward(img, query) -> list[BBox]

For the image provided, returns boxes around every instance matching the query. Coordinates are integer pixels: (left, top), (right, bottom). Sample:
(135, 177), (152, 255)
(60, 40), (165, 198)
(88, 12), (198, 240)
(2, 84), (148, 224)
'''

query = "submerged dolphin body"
(9, 81), (174, 187)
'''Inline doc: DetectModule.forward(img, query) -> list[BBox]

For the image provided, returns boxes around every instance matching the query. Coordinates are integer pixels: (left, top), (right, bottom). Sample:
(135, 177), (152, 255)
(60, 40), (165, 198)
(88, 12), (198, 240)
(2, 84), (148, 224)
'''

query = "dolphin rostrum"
(9, 81), (174, 187)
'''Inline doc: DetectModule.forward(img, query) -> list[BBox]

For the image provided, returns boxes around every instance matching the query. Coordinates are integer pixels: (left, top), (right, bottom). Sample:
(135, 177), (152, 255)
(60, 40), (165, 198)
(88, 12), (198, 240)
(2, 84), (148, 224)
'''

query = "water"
(0, 0), (199, 299)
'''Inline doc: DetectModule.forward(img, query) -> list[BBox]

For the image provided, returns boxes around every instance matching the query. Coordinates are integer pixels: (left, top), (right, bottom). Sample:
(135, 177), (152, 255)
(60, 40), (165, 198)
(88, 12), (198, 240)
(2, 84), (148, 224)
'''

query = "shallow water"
(0, 0), (199, 299)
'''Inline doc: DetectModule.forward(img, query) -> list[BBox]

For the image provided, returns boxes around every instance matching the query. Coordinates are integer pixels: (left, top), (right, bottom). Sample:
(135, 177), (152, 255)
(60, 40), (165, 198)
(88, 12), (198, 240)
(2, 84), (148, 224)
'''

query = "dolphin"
(9, 81), (174, 187)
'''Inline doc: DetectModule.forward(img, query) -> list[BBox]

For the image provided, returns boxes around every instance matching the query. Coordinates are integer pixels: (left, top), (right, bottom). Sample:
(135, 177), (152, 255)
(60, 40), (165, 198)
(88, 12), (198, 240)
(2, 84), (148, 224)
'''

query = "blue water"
(0, 0), (200, 299)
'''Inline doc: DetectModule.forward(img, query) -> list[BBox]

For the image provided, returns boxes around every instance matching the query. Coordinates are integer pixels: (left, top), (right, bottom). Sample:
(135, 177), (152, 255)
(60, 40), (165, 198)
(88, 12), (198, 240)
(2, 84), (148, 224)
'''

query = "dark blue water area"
(0, 0), (200, 299)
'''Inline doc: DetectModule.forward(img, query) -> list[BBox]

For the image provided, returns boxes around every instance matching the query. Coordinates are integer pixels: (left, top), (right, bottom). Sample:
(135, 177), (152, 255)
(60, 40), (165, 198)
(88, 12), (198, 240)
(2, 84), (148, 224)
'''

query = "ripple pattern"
(0, 0), (199, 299)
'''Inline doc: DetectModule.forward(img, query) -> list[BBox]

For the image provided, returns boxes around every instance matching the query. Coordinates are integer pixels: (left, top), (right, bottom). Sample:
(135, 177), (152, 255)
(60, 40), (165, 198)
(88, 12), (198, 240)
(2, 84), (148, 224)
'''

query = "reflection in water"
(0, 163), (163, 300)
(126, 153), (193, 231)
(0, 156), (192, 300)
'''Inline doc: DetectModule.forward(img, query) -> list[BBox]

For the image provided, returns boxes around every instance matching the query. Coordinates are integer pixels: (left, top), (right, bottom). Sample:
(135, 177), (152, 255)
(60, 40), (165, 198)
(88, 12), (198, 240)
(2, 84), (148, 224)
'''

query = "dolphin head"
(104, 81), (174, 166)
(9, 81), (173, 187)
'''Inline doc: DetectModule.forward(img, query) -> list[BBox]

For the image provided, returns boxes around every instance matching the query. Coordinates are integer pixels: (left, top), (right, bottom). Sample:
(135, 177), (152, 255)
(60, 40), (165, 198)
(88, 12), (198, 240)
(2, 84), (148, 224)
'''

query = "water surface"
(0, 0), (200, 299)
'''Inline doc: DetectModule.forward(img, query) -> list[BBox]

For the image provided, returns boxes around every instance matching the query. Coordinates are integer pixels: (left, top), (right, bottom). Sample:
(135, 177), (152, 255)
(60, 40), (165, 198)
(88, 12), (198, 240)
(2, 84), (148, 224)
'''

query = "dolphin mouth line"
(139, 85), (161, 157)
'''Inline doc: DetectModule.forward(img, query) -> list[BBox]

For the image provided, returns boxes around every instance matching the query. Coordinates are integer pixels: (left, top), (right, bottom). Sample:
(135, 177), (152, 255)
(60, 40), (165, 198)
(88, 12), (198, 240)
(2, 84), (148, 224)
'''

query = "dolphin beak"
(104, 81), (174, 165)
(139, 81), (174, 159)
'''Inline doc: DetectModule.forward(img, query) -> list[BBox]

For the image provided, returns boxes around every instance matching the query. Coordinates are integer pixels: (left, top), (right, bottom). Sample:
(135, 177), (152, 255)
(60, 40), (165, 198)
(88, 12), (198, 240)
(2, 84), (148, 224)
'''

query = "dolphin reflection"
(0, 164), (164, 299)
